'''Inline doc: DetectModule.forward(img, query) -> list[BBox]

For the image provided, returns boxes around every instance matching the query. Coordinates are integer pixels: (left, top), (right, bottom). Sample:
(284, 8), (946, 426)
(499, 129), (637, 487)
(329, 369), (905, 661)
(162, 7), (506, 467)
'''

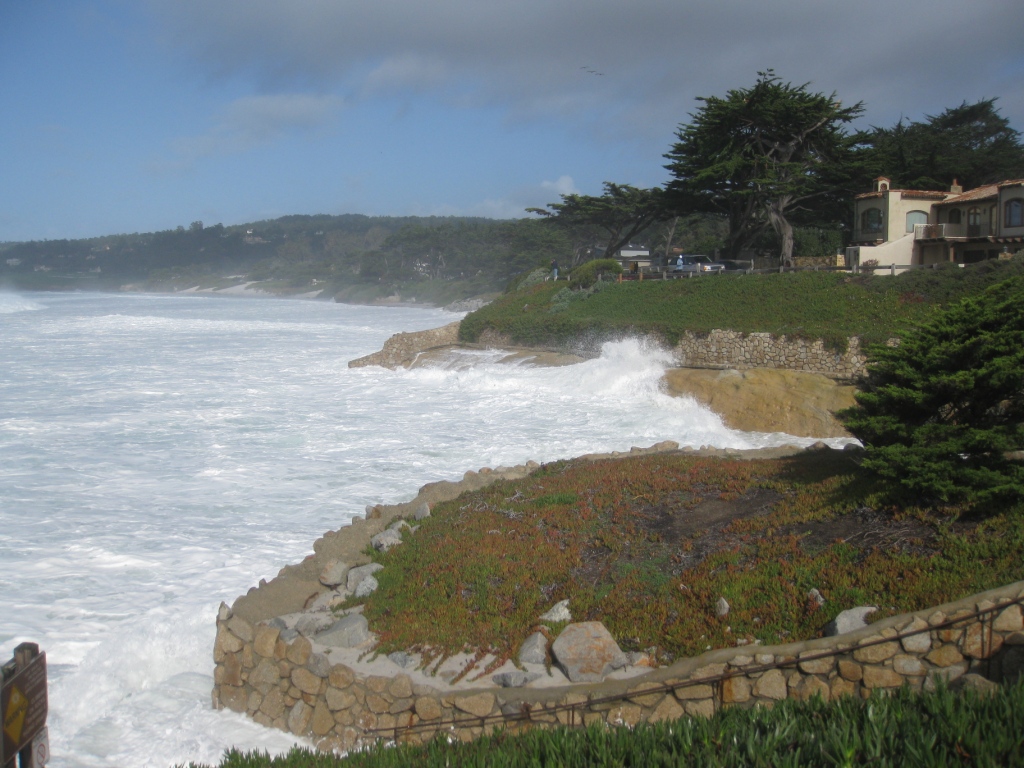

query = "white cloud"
(541, 175), (578, 197)
(168, 93), (343, 164)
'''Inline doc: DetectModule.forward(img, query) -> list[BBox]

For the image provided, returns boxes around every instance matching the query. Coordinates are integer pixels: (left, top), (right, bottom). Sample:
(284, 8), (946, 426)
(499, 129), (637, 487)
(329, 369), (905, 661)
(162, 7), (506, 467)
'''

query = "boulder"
(295, 612), (336, 637)
(824, 606), (878, 637)
(715, 597), (730, 618)
(371, 529), (403, 552)
(518, 632), (548, 665)
(314, 614), (370, 648)
(551, 622), (628, 683)
(388, 651), (413, 669)
(354, 575), (379, 598)
(346, 563), (384, 593)
(414, 503), (431, 521)
(539, 599), (571, 623)
(319, 560), (349, 588)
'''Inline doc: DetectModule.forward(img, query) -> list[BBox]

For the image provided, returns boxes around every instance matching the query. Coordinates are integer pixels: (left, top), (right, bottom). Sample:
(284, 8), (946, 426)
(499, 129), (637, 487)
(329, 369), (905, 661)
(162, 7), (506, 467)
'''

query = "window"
(1007, 198), (1024, 228)
(906, 210), (928, 233)
(948, 208), (962, 225)
(861, 208), (883, 233)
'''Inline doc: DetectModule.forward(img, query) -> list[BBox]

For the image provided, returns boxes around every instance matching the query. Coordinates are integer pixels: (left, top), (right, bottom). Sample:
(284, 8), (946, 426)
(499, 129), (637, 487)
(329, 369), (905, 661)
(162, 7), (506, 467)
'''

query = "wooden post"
(2, 643), (48, 768)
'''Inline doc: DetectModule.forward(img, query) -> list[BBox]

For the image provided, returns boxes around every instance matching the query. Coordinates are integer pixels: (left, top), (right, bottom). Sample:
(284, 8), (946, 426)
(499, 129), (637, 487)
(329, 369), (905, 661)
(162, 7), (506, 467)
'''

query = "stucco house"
(849, 177), (1024, 271)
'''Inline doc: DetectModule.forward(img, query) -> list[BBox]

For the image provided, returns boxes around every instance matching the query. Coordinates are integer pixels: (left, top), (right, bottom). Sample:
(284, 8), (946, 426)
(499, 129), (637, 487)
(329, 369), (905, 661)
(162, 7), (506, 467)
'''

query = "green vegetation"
(0, 215), (569, 303)
(350, 449), (1023, 670)
(181, 679), (1024, 767)
(840, 276), (1024, 506)
(461, 260), (1024, 351)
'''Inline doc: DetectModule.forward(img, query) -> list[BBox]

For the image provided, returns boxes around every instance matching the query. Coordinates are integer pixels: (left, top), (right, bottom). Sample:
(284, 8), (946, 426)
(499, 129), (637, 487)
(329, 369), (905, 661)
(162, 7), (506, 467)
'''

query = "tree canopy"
(664, 71), (863, 265)
(527, 183), (667, 265)
(839, 275), (1024, 507)
(861, 99), (1024, 191)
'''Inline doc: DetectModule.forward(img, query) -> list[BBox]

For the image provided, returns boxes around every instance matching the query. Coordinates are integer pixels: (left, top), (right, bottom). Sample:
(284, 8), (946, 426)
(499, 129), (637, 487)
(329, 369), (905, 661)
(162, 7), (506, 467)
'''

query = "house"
(848, 177), (1024, 271)
(614, 246), (653, 272)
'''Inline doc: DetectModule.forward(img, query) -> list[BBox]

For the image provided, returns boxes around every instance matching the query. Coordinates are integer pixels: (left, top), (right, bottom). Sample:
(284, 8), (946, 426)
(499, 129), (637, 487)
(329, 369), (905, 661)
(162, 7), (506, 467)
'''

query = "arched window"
(1007, 198), (1024, 228)
(947, 208), (962, 225)
(968, 207), (982, 237)
(860, 208), (883, 233)
(906, 210), (928, 233)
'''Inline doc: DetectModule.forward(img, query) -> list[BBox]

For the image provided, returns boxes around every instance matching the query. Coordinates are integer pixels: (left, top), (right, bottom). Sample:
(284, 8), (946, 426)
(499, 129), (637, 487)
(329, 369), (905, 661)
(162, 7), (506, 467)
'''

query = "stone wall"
(673, 330), (886, 381)
(212, 580), (1024, 753)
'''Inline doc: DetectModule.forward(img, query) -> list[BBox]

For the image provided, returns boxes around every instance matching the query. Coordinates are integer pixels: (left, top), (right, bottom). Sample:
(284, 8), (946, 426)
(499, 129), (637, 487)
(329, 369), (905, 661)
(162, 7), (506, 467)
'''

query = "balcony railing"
(915, 223), (992, 240)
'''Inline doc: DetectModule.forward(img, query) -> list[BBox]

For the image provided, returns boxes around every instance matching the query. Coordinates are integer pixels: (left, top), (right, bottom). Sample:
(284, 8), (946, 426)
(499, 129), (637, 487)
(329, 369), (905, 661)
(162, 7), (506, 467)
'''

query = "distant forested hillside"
(0, 214), (571, 302)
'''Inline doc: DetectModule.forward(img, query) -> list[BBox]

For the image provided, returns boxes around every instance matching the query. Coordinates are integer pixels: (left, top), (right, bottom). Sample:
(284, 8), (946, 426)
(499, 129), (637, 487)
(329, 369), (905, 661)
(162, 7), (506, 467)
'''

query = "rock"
(217, 602), (232, 621)
(347, 563), (384, 593)
(319, 560), (349, 588)
(388, 651), (413, 669)
(306, 590), (346, 612)
(354, 575), (379, 598)
(808, 588), (826, 607)
(953, 673), (999, 697)
(314, 614), (370, 648)
(371, 529), (403, 552)
(287, 701), (312, 735)
(518, 632), (548, 665)
(551, 622), (628, 683)
(295, 612), (336, 637)
(715, 597), (730, 619)
(454, 693), (495, 718)
(824, 606), (877, 636)
(539, 599), (571, 623)
(414, 503), (431, 521)
(492, 671), (540, 688)
(349, 320), (462, 369)
(388, 519), (412, 533)
(306, 652), (331, 678)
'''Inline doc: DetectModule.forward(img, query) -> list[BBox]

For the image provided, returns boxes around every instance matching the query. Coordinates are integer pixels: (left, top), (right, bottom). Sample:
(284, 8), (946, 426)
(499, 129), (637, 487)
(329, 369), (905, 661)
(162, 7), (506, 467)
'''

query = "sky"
(2, 0), (1022, 242)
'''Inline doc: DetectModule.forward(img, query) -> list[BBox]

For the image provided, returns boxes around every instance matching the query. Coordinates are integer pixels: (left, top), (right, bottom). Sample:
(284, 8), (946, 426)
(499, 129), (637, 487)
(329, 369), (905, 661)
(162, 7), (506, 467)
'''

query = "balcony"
(915, 223), (992, 240)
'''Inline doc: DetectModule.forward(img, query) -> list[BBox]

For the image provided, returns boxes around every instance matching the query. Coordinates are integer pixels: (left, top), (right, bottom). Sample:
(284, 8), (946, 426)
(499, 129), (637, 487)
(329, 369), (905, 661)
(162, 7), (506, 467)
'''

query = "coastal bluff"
(349, 321), (858, 438)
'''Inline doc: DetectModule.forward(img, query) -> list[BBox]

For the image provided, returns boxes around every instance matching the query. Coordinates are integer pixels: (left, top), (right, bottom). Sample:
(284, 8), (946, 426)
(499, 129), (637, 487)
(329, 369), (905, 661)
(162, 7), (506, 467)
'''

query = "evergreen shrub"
(840, 276), (1024, 506)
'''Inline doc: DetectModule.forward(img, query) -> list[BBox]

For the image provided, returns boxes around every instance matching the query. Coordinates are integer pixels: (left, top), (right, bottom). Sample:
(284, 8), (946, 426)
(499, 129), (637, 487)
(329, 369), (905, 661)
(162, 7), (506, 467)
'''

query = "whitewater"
(0, 291), (839, 767)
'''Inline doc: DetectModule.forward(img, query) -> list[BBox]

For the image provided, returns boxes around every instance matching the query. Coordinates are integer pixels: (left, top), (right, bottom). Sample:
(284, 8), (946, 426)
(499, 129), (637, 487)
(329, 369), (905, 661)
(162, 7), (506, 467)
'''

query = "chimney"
(874, 176), (890, 192)
(950, 179), (963, 195)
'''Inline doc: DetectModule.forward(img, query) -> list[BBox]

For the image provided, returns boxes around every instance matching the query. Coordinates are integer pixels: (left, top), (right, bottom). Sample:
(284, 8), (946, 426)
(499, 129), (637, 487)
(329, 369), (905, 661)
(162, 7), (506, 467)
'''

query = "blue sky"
(2, 0), (1022, 242)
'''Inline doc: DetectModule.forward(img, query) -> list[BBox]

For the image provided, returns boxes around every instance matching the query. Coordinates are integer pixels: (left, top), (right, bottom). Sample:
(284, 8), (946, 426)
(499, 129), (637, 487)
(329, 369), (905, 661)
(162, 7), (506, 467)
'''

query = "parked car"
(671, 255), (726, 274)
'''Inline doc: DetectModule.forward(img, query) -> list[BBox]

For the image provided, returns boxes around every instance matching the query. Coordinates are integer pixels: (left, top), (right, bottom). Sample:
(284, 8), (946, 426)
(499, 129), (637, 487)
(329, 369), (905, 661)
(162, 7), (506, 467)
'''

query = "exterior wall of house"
(999, 184), (1024, 238)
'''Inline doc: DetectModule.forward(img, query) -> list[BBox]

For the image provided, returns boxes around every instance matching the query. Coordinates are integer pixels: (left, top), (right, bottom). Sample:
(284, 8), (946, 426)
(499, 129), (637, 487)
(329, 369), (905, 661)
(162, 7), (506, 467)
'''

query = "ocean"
(0, 291), (836, 767)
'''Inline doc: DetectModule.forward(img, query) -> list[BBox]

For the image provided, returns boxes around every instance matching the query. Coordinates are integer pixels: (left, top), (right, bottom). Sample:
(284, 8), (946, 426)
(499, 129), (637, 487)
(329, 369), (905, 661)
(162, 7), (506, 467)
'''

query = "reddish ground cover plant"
(356, 450), (1024, 670)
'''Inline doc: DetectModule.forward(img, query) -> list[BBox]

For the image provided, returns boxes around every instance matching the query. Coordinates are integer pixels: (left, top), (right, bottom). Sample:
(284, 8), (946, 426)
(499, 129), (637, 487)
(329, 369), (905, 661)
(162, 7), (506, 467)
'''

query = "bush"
(504, 267), (549, 293)
(840, 276), (1024, 506)
(569, 258), (622, 289)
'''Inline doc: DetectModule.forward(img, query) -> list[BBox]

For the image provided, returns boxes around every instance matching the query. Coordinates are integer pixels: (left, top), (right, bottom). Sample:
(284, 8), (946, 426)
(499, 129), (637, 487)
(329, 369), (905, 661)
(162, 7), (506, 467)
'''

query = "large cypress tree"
(840, 276), (1024, 506)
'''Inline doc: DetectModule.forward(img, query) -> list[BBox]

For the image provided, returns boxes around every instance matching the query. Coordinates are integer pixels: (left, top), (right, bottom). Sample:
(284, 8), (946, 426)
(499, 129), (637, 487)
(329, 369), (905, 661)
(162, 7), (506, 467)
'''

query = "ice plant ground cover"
(180, 677), (1024, 767)
(354, 449), (1024, 670)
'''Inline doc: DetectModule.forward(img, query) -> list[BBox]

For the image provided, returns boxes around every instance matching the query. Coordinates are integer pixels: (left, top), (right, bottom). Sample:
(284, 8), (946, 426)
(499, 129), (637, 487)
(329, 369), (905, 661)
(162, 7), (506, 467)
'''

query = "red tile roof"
(934, 184), (999, 206)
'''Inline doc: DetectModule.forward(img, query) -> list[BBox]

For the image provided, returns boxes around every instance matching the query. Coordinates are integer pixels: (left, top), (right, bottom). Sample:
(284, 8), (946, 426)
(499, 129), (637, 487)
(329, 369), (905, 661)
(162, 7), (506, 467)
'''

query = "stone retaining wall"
(672, 330), (889, 381)
(212, 581), (1024, 753)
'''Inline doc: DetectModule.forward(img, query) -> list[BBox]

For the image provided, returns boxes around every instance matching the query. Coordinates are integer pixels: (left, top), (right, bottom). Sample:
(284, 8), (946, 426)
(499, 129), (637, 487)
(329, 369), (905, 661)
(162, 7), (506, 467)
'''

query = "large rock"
(314, 614), (370, 648)
(319, 560), (349, 588)
(551, 622), (628, 683)
(346, 563), (384, 593)
(371, 529), (403, 552)
(824, 606), (878, 637)
(662, 367), (856, 437)
(518, 632), (548, 665)
(539, 599), (571, 623)
(349, 321), (462, 369)
(354, 576), (379, 598)
(295, 612), (336, 637)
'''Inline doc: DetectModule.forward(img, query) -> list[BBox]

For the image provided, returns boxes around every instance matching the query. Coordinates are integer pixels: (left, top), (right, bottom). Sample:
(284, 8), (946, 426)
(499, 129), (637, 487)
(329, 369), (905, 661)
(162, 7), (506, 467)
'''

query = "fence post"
(890, 264), (896, 276)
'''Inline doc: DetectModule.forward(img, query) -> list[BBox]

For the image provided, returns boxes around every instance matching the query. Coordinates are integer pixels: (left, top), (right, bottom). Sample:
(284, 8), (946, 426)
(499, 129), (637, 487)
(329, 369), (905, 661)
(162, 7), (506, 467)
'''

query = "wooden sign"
(2, 650), (48, 761)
